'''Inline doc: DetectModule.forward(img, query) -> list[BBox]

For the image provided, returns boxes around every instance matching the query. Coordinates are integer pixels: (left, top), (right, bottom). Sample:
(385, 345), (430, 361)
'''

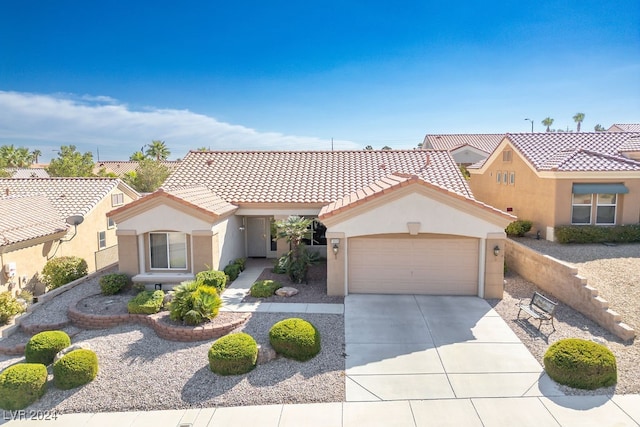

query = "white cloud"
(0, 91), (359, 160)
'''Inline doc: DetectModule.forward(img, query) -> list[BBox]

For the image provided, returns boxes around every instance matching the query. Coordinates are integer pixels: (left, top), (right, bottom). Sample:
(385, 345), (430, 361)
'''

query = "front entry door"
(247, 217), (267, 257)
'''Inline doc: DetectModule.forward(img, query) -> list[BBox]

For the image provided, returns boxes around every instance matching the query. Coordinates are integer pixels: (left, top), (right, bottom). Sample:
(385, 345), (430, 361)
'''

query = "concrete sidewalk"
(3, 395), (639, 426)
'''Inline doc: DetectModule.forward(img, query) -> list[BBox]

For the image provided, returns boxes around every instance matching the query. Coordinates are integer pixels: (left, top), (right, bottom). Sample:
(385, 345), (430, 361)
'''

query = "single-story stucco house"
(108, 150), (514, 298)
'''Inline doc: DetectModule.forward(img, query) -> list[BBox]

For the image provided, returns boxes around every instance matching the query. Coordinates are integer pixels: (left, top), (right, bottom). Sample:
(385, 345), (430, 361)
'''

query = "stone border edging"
(67, 304), (251, 342)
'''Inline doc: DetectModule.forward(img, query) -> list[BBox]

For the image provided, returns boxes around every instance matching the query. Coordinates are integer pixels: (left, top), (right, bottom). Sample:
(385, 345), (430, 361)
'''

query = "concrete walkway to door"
(345, 294), (565, 401)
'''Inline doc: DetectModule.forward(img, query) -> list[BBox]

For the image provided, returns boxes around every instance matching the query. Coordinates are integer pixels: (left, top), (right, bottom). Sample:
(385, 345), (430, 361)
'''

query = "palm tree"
(31, 149), (41, 164)
(541, 117), (554, 132)
(145, 140), (170, 161)
(573, 113), (585, 132)
(129, 151), (147, 161)
(0, 145), (32, 167)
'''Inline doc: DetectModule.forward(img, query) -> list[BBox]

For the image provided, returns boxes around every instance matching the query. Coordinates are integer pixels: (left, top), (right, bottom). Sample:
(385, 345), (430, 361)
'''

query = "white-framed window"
(111, 193), (124, 207)
(107, 217), (116, 229)
(596, 194), (616, 225)
(496, 170), (502, 184)
(97, 231), (106, 249)
(509, 172), (515, 185)
(149, 232), (187, 269)
(571, 194), (592, 224)
(503, 172), (508, 185)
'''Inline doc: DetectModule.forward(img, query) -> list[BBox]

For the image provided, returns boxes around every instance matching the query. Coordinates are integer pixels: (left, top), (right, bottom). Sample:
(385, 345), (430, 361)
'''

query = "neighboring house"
(109, 150), (514, 299)
(0, 178), (139, 294)
(7, 168), (50, 178)
(467, 132), (640, 241)
(94, 160), (181, 177)
(422, 134), (504, 165)
(608, 124), (640, 132)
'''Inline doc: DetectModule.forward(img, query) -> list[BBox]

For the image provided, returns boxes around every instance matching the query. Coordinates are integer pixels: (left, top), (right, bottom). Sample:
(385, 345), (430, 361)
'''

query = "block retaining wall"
(506, 239), (635, 341)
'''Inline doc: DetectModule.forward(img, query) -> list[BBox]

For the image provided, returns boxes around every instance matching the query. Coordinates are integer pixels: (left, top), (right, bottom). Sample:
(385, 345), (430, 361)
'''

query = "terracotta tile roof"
(619, 137), (640, 153)
(422, 134), (504, 154)
(162, 186), (237, 216)
(319, 173), (514, 220)
(8, 168), (50, 178)
(0, 195), (68, 247)
(163, 150), (473, 203)
(0, 178), (138, 218)
(609, 124), (640, 132)
(94, 160), (180, 176)
(492, 132), (640, 172)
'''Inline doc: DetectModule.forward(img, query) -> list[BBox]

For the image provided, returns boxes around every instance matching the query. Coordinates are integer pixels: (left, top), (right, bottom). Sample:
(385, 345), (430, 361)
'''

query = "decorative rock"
(256, 344), (277, 365)
(54, 343), (92, 364)
(163, 293), (174, 306)
(275, 287), (298, 297)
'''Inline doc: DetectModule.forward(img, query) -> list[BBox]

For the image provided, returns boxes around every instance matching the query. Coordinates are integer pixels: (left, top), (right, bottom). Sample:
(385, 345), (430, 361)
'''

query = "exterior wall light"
(493, 245), (501, 257)
(331, 238), (340, 256)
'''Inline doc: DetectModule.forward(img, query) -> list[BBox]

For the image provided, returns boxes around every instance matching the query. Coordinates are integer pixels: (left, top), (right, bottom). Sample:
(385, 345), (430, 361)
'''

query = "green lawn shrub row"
(555, 224), (640, 244)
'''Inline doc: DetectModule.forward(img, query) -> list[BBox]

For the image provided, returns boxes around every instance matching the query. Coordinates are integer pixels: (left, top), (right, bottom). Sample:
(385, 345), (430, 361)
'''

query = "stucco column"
(325, 232), (346, 296)
(115, 230), (140, 277)
(484, 232), (506, 299)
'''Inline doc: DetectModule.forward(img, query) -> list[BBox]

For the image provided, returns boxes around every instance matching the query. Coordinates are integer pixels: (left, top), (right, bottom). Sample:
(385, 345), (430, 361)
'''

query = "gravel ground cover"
(490, 238), (640, 395)
(241, 263), (343, 304)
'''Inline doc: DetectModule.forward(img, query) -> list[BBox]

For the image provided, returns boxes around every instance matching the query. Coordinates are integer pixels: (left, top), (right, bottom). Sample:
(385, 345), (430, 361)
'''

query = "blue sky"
(1, 1), (639, 161)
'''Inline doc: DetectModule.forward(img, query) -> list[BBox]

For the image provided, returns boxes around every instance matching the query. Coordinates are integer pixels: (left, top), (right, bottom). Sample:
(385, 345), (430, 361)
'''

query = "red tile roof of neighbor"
(319, 173), (514, 220)
(470, 132), (640, 172)
(609, 124), (640, 132)
(0, 194), (68, 246)
(422, 134), (504, 154)
(163, 150), (473, 203)
(0, 178), (139, 218)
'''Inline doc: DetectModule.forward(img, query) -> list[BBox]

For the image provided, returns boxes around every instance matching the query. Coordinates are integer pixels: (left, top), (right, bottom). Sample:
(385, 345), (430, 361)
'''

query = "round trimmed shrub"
(269, 318), (321, 361)
(0, 363), (48, 410)
(195, 270), (228, 293)
(99, 273), (130, 295)
(25, 330), (71, 365)
(250, 280), (282, 298)
(208, 333), (258, 375)
(543, 338), (617, 390)
(53, 349), (98, 390)
(41, 256), (88, 290)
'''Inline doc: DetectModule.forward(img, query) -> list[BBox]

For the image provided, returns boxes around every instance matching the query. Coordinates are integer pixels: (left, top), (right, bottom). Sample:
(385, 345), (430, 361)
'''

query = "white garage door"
(348, 236), (479, 295)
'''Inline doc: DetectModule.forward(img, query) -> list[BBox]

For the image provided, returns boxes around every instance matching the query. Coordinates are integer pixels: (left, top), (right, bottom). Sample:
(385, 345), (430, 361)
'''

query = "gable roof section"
(0, 178), (139, 218)
(0, 195), (68, 247)
(609, 124), (640, 132)
(94, 160), (181, 176)
(479, 132), (640, 172)
(8, 168), (50, 178)
(422, 134), (504, 154)
(619, 137), (640, 153)
(319, 173), (514, 223)
(108, 185), (237, 222)
(164, 150), (473, 204)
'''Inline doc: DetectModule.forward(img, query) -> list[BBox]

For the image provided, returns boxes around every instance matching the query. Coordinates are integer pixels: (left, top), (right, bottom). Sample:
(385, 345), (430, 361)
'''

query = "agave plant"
(169, 281), (222, 326)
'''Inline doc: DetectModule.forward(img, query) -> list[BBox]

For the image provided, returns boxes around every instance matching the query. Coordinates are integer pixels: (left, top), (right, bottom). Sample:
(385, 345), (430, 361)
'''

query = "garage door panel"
(348, 237), (478, 295)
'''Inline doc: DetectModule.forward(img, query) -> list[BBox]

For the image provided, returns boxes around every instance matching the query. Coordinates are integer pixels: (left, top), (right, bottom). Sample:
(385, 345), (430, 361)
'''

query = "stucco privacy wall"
(505, 239), (635, 341)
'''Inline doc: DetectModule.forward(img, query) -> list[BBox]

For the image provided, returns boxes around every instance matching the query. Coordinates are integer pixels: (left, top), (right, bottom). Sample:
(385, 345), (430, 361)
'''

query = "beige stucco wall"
(506, 239), (635, 341)
(469, 144), (557, 237)
(115, 233), (139, 277)
(0, 240), (57, 295)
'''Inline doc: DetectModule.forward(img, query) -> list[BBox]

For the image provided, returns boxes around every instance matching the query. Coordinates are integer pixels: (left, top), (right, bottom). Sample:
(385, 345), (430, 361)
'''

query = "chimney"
(425, 154), (430, 166)
(4, 188), (8, 196)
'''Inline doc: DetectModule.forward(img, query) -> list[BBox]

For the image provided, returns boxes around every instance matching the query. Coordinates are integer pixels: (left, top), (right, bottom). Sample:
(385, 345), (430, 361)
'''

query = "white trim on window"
(571, 193), (592, 224)
(509, 172), (515, 185)
(97, 230), (106, 249)
(107, 217), (116, 229)
(595, 193), (617, 225)
(496, 170), (502, 184)
(149, 232), (187, 270)
(111, 193), (124, 207)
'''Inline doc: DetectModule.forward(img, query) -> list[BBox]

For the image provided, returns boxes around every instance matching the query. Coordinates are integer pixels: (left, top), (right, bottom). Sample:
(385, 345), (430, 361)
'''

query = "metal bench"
(517, 291), (558, 330)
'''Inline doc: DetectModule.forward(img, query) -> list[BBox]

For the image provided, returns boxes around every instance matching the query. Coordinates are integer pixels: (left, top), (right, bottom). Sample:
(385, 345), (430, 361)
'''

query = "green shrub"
(543, 338), (617, 390)
(99, 273), (130, 295)
(195, 270), (227, 293)
(505, 220), (533, 237)
(41, 256), (88, 290)
(272, 255), (288, 274)
(169, 281), (222, 325)
(0, 292), (26, 325)
(25, 330), (71, 365)
(53, 349), (98, 390)
(132, 283), (146, 293)
(127, 290), (164, 314)
(250, 280), (283, 298)
(224, 263), (241, 282)
(0, 363), (48, 410)
(208, 333), (258, 375)
(269, 318), (321, 361)
(555, 224), (640, 244)
(233, 258), (247, 272)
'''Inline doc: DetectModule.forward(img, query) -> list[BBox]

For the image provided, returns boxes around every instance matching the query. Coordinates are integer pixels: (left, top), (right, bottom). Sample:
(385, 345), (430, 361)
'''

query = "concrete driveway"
(345, 294), (565, 401)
